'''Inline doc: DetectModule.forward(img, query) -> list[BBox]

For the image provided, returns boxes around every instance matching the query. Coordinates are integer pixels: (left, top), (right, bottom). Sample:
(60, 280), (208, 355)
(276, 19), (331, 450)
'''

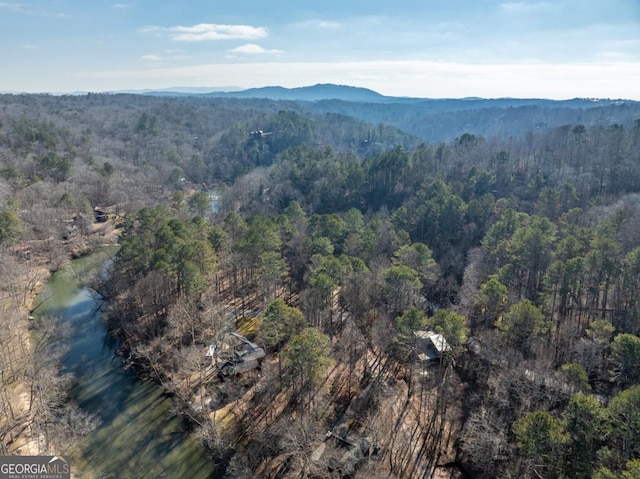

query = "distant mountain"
(140, 84), (632, 109)
(124, 86), (243, 96)
(194, 84), (387, 102)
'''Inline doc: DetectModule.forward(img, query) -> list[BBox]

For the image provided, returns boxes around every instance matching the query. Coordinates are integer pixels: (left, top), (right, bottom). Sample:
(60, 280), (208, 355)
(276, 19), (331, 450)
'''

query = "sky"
(1, 0), (639, 99)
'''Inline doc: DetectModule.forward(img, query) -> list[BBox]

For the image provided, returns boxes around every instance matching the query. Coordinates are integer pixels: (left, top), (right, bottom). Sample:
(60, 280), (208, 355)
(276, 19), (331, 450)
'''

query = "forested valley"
(1, 92), (640, 478)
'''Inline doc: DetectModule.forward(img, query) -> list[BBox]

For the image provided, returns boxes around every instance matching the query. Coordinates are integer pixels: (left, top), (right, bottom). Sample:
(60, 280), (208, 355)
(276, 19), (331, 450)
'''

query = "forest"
(1, 91), (640, 478)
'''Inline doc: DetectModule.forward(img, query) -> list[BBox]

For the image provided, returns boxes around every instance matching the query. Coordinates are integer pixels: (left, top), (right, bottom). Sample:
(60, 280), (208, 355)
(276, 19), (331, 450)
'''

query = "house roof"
(414, 330), (450, 360)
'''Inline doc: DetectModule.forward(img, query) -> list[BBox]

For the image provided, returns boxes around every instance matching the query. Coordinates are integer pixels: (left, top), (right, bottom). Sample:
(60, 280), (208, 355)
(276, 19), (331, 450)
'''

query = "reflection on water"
(40, 257), (215, 478)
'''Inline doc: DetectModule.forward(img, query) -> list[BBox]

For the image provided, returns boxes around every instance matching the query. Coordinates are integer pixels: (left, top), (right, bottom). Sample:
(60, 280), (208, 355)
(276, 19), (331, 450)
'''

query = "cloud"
(142, 23), (268, 42)
(22, 44), (37, 49)
(229, 44), (283, 55)
(140, 26), (162, 35)
(113, 3), (133, 8)
(0, 2), (22, 10)
(499, 1), (557, 13)
(141, 52), (188, 62)
(294, 19), (342, 30)
(0, 2), (69, 17)
(0, 2), (23, 10)
(171, 24), (267, 41)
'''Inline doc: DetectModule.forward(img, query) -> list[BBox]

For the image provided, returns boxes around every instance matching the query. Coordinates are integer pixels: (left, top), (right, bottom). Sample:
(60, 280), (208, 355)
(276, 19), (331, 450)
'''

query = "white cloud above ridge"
(499, 1), (558, 13)
(0, 2), (21, 8)
(141, 52), (188, 62)
(293, 19), (342, 30)
(0, 2), (69, 17)
(0, 2), (23, 11)
(229, 43), (283, 55)
(142, 23), (268, 42)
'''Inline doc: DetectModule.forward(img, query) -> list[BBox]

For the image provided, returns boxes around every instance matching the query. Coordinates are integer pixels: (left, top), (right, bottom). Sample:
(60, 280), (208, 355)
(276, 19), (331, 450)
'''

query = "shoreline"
(1, 259), (50, 456)
(1, 235), (120, 456)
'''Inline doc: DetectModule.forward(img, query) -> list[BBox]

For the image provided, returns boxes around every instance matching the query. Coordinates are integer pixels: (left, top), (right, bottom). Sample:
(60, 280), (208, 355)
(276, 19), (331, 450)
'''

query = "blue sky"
(1, 0), (639, 98)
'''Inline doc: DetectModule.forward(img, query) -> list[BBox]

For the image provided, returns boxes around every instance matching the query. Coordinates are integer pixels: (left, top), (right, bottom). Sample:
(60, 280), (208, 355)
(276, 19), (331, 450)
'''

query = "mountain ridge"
(168, 83), (388, 102)
(4, 83), (634, 106)
(140, 83), (634, 108)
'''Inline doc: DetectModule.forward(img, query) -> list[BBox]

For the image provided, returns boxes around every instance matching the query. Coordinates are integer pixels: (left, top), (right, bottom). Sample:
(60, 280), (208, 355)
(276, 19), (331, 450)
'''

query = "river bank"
(1, 248), (116, 456)
(0, 254), (55, 456)
(35, 249), (215, 478)
(1, 213), (124, 455)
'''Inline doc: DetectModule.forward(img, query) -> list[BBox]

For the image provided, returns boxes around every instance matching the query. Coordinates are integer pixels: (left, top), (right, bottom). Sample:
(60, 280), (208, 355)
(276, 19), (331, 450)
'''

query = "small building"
(250, 130), (273, 139)
(214, 332), (265, 377)
(93, 205), (119, 223)
(94, 207), (108, 223)
(414, 330), (450, 361)
(313, 428), (379, 476)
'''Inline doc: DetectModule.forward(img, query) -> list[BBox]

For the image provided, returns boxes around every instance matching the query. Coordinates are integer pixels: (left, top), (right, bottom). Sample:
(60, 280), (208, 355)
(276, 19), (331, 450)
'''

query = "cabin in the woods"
(414, 330), (450, 361)
(93, 205), (119, 223)
(213, 332), (265, 376)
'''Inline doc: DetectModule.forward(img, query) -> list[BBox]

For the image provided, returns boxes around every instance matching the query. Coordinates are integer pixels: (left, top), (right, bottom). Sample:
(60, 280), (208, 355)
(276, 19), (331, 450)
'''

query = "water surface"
(39, 255), (215, 478)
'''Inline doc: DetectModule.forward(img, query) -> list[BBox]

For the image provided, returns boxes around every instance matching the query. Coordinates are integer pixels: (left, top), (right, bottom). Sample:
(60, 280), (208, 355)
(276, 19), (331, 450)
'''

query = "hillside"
(309, 97), (640, 141)
(140, 84), (640, 141)
(1, 92), (640, 478)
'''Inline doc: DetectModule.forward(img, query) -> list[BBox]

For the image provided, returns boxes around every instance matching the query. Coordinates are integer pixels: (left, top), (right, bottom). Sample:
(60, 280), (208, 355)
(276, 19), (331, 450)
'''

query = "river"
(39, 253), (215, 478)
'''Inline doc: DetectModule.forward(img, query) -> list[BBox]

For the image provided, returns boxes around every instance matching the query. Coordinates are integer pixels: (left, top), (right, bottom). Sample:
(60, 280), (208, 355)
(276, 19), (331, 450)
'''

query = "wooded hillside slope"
(1, 93), (640, 478)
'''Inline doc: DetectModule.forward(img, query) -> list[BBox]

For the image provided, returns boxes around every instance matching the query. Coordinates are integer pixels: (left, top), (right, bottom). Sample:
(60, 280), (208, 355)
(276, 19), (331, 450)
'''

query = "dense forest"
(1, 92), (640, 478)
